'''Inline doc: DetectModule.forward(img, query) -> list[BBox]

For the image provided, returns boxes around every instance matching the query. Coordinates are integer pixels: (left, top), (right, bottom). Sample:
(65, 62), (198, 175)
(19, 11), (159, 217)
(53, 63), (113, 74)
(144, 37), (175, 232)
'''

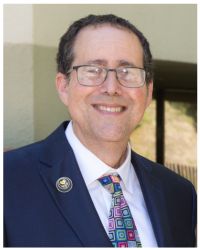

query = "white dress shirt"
(66, 121), (157, 247)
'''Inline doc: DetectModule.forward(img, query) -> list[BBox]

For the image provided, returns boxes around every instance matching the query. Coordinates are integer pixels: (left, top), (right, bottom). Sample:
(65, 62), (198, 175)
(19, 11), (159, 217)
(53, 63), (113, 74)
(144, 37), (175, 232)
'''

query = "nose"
(100, 70), (122, 96)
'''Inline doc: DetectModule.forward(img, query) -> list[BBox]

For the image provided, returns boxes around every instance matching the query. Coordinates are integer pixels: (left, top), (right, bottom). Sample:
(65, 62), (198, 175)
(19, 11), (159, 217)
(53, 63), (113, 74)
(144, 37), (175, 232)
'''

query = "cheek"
(66, 85), (90, 114)
(129, 88), (148, 104)
(128, 88), (151, 117)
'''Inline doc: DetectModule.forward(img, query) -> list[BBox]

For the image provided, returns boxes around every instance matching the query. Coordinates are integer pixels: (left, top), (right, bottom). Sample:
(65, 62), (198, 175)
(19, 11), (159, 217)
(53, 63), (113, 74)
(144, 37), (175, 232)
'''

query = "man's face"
(56, 24), (153, 146)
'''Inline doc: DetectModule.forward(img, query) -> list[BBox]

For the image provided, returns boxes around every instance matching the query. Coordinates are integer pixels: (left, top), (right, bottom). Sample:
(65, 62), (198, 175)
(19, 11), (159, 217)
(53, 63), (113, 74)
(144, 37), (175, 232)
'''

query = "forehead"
(72, 24), (144, 67)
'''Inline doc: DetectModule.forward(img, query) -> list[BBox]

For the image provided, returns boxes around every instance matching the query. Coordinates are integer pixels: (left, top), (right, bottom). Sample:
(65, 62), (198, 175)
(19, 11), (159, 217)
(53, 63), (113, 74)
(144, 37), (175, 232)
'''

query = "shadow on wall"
(4, 45), (71, 149)
(34, 45), (71, 141)
(4, 44), (34, 149)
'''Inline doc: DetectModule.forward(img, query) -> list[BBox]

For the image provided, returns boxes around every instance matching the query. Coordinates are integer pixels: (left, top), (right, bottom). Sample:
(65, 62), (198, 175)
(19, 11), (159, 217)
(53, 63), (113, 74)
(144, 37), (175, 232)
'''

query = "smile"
(93, 105), (126, 113)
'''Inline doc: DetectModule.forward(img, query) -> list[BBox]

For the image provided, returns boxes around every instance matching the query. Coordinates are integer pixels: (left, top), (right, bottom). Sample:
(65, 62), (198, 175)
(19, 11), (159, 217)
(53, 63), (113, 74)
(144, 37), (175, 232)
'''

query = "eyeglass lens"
(76, 66), (145, 87)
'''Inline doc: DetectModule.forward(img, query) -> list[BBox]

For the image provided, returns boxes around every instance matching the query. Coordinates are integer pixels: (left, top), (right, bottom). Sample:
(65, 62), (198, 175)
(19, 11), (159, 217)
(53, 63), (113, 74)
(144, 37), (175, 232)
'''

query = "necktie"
(98, 174), (142, 247)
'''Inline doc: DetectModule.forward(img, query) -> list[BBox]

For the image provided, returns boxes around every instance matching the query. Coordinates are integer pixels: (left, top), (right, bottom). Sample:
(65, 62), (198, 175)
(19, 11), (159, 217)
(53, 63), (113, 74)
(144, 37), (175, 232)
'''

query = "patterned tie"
(98, 174), (142, 247)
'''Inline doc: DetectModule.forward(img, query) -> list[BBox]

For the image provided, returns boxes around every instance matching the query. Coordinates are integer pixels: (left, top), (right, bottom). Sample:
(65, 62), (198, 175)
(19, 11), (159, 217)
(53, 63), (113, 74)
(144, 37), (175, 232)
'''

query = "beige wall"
(4, 4), (197, 148)
(4, 5), (34, 149)
(34, 4), (197, 63)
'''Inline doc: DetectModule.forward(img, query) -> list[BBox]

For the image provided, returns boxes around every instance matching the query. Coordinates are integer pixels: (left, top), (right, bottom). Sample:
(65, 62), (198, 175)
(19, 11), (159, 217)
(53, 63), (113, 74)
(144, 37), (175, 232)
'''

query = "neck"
(89, 141), (128, 169)
(73, 129), (128, 169)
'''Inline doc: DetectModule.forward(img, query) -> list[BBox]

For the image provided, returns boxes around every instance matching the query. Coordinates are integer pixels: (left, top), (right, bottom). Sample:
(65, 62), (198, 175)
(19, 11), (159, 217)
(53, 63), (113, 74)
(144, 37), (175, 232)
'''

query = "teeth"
(97, 105), (123, 113)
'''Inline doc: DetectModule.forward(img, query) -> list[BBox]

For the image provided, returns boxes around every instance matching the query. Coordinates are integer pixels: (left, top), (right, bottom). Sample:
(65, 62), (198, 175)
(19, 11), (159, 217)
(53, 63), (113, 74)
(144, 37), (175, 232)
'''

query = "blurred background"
(4, 4), (197, 188)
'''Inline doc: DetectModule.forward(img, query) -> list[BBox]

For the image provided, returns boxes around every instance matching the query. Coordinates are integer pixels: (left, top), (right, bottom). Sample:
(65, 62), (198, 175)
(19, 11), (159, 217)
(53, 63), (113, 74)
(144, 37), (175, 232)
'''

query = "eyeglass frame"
(66, 64), (146, 88)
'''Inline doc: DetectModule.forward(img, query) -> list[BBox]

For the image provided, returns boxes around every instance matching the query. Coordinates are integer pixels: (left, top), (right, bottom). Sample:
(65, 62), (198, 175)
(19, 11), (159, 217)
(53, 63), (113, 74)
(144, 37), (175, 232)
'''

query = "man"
(4, 14), (196, 247)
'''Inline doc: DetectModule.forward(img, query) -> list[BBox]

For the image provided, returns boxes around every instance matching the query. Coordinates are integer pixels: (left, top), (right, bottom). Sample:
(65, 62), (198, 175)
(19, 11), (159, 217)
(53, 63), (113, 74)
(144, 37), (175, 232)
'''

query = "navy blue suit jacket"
(4, 121), (197, 247)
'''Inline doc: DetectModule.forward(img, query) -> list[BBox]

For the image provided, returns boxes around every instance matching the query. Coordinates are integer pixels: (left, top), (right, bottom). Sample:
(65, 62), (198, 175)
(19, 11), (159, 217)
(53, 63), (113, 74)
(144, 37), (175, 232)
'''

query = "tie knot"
(98, 174), (122, 195)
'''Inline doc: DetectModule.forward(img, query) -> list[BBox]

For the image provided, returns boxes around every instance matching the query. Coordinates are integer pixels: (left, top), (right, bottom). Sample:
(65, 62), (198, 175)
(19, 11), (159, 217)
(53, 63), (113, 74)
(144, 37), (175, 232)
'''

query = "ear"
(55, 72), (69, 106)
(145, 80), (153, 108)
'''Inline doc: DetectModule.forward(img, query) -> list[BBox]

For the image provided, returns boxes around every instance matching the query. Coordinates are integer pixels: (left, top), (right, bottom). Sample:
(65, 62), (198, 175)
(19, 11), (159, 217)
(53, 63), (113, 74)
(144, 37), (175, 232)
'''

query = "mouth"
(92, 104), (126, 114)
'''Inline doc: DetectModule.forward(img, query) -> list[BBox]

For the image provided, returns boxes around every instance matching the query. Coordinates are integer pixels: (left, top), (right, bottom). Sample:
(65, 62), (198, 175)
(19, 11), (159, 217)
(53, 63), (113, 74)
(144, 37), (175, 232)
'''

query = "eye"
(122, 68), (129, 73)
(85, 66), (102, 75)
(120, 67), (130, 74)
(117, 67), (130, 77)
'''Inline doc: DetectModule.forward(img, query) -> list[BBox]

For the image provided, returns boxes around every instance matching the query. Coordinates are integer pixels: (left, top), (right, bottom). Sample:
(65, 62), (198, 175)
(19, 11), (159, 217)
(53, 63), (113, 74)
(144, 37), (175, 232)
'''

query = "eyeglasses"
(67, 65), (146, 88)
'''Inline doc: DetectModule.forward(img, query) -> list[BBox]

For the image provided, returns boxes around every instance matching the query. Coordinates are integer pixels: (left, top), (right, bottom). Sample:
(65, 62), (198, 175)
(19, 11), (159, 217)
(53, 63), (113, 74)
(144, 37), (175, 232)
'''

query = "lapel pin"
(56, 177), (73, 193)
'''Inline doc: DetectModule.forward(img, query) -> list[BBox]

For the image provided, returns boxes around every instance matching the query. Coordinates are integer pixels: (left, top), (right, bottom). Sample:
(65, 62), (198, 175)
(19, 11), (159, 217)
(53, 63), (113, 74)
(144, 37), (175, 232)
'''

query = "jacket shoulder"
(4, 141), (44, 172)
(131, 151), (196, 190)
(4, 121), (69, 164)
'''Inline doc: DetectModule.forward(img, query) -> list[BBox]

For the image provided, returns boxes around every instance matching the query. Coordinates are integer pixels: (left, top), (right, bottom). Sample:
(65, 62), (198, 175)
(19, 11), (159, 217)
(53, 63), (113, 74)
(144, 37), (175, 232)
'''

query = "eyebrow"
(85, 59), (107, 66)
(85, 59), (137, 67)
(118, 60), (137, 67)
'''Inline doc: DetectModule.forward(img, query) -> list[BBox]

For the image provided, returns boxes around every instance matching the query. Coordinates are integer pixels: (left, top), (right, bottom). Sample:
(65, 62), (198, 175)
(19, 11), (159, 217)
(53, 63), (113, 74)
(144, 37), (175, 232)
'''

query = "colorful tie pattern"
(98, 174), (142, 248)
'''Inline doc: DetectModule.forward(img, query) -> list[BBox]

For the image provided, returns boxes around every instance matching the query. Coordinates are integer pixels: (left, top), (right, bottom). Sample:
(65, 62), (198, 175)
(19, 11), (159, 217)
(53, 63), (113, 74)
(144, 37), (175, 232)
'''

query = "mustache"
(90, 96), (128, 106)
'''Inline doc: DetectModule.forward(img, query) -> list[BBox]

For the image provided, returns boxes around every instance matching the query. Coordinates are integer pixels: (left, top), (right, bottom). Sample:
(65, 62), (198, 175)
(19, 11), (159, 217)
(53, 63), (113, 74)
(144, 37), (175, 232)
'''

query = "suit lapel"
(131, 152), (174, 247)
(38, 122), (112, 247)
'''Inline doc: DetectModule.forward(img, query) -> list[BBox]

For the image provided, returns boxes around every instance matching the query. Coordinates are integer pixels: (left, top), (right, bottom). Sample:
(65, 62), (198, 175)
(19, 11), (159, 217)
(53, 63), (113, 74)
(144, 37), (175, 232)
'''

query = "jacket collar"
(38, 121), (112, 247)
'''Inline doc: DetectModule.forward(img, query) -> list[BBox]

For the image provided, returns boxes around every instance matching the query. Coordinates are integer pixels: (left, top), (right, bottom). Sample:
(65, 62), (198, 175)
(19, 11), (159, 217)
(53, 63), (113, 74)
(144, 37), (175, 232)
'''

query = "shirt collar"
(65, 121), (132, 189)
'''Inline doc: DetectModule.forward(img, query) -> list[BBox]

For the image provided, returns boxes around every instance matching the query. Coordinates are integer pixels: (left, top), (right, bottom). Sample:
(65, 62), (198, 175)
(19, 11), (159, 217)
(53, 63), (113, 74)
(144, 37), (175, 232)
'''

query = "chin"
(95, 130), (128, 143)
